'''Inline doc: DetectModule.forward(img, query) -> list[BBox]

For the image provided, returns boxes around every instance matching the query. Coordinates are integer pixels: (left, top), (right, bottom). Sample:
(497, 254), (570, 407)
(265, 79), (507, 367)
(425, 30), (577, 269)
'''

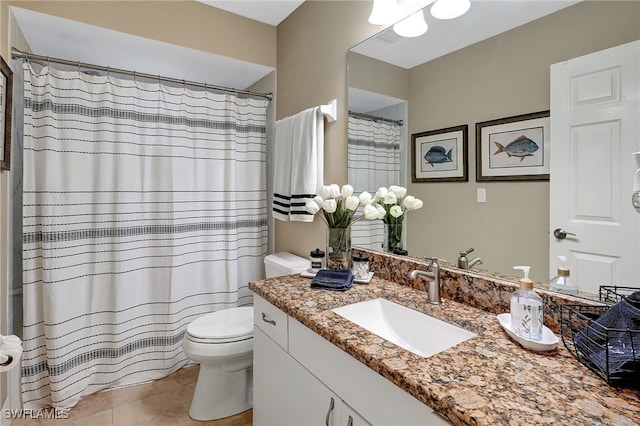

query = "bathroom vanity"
(253, 294), (450, 425)
(249, 256), (640, 425)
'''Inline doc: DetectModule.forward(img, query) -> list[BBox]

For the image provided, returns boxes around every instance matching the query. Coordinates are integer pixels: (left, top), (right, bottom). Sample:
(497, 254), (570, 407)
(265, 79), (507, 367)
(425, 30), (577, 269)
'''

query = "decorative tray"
(497, 313), (559, 352)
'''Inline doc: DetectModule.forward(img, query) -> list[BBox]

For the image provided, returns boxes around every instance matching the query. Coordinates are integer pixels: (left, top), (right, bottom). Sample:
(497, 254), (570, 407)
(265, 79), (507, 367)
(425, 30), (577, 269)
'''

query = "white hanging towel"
(273, 107), (325, 222)
(273, 115), (295, 221)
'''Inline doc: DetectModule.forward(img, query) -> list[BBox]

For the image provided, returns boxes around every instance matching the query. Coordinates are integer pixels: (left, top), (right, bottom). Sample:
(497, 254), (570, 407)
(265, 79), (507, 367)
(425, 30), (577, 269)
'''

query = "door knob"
(553, 228), (576, 240)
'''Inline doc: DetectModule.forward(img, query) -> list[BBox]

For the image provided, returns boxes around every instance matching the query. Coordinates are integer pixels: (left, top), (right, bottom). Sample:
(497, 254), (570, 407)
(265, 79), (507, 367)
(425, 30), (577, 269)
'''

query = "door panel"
(572, 122), (619, 221)
(571, 66), (619, 106)
(572, 251), (619, 292)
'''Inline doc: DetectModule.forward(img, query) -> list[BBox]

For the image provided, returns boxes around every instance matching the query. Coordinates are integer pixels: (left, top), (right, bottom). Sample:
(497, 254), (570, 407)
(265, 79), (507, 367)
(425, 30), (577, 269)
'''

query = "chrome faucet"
(409, 257), (441, 305)
(457, 248), (483, 270)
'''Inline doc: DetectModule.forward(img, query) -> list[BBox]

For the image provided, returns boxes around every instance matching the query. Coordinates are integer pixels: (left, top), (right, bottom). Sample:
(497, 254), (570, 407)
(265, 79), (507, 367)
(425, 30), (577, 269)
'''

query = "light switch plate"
(477, 188), (486, 203)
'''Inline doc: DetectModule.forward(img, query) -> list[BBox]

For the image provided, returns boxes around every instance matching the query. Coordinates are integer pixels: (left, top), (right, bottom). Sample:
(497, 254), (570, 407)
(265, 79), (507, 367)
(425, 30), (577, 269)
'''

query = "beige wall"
(274, 0), (383, 258)
(405, 1), (640, 282)
(349, 52), (409, 100)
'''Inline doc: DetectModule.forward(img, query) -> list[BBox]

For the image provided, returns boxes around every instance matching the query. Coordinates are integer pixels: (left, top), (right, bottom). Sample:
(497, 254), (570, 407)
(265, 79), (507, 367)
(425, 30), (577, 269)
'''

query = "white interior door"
(550, 40), (640, 295)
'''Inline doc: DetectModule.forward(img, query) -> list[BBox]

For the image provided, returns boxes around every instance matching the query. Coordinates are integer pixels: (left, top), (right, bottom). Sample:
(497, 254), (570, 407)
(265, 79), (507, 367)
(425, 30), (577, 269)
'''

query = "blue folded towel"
(575, 291), (640, 378)
(627, 291), (640, 309)
(311, 269), (354, 291)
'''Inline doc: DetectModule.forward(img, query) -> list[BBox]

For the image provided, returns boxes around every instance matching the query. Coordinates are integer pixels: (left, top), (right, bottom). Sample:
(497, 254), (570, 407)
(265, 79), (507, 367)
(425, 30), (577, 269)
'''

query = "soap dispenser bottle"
(549, 255), (578, 295)
(511, 266), (543, 341)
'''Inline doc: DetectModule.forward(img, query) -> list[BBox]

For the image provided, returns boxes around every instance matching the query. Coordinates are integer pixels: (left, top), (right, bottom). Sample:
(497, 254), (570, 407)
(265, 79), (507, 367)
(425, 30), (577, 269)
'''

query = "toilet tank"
(264, 252), (309, 278)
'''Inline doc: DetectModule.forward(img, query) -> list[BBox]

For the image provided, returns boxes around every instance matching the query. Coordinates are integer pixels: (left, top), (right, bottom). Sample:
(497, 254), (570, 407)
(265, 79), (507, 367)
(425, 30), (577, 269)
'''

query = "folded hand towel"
(311, 269), (354, 291)
(575, 293), (640, 377)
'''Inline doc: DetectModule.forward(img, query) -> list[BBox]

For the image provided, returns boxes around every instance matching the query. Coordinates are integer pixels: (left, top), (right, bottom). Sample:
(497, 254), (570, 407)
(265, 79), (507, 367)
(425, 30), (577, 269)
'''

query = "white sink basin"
(332, 298), (476, 358)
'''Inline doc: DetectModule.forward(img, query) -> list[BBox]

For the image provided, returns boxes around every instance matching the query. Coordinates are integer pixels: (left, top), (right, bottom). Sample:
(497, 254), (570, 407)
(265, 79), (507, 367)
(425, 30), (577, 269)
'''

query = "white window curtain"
(347, 115), (401, 250)
(20, 63), (269, 409)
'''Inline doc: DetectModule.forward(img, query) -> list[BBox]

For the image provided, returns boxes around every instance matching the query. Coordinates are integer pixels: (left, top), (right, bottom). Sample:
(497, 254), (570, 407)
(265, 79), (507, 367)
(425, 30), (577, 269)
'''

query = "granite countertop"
(249, 274), (640, 426)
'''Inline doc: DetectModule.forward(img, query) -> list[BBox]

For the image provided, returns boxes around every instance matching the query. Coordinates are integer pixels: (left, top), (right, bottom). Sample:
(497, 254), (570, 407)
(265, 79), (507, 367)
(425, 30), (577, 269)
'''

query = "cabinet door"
(254, 327), (341, 426)
(288, 317), (449, 425)
(342, 402), (372, 426)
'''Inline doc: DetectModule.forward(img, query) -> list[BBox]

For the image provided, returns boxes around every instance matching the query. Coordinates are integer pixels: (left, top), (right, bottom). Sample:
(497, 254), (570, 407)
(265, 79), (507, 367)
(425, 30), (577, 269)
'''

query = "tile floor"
(10, 365), (252, 426)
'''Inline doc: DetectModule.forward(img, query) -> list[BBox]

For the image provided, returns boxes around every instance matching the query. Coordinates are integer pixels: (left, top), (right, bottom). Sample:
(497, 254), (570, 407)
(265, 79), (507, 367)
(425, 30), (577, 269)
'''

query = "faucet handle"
(460, 247), (474, 256)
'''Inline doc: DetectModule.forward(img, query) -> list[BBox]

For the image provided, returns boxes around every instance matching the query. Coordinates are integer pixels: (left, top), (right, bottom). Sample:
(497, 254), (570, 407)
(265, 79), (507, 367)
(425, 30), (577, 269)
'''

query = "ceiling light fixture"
(369, 0), (400, 25)
(430, 0), (470, 20)
(393, 9), (428, 38)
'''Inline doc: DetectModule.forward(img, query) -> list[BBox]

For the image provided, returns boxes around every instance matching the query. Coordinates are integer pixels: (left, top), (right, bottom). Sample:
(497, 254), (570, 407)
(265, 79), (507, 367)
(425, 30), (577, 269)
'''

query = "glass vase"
(383, 221), (404, 253)
(326, 226), (351, 269)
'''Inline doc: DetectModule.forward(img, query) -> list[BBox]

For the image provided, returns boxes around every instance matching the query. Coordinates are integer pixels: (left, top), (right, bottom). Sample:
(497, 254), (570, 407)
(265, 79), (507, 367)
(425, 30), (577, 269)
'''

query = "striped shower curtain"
(348, 115), (401, 250)
(20, 63), (269, 409)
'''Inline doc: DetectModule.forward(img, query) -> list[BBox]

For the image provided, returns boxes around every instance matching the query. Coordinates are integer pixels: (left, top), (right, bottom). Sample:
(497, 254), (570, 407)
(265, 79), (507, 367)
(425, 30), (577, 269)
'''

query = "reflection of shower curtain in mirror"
(20, 63), (269, 409)
(348, 116), (400, 250)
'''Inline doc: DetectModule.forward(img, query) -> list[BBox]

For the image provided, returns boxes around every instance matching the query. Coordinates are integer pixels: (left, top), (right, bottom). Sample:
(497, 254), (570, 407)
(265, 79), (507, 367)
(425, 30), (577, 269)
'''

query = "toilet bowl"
(182, 306), (254, 421)
(182, 252), (308, 421)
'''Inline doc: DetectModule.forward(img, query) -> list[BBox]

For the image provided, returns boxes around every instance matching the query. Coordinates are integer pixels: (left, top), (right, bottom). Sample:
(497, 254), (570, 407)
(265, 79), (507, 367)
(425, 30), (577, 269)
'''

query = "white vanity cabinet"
(254, 328), (341, 425)
(253, 294), (451, 425)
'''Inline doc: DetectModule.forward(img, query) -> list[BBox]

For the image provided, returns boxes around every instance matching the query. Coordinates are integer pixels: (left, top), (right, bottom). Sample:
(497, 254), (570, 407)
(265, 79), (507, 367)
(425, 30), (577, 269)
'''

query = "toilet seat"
(186, 306), (253, 344)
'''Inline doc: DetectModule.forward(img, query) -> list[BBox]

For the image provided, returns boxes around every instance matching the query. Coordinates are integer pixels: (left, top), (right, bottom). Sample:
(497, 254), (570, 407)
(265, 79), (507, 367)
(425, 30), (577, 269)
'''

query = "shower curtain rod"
(11, 47), (273, 101)
(348, 110), (404, 126)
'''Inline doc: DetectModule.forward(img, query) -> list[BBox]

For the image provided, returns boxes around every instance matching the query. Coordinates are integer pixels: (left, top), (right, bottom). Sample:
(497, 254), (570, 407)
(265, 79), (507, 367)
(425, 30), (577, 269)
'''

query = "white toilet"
(182, 252), (308, 421)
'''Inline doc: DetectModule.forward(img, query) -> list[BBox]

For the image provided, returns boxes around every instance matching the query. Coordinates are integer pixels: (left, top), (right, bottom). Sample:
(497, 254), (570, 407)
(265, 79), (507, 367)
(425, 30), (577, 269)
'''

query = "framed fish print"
(411, 124), (468, 183)
(476, 111), (550, 182)
(0, 55), (12, 171)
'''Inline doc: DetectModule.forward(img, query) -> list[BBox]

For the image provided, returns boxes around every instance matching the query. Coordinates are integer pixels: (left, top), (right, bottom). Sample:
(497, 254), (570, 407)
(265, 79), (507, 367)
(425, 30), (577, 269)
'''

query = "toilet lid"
(187, 307), (253, 342)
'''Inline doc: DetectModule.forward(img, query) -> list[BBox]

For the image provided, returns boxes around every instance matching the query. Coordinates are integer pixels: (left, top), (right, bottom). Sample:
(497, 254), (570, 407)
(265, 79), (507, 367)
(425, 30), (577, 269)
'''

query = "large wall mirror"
(348, 0), (640, 298)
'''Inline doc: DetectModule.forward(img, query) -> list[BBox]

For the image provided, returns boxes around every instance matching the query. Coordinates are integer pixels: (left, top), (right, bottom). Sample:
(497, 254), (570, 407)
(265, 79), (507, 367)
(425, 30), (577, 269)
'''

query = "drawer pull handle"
(325, 397), (335, 426)
(347, 415), (354, 426)
(261, 312), (276, 326)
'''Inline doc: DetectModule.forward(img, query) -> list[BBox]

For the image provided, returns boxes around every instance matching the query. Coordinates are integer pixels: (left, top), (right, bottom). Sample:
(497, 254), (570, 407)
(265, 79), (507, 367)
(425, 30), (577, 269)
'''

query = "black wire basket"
(560, 286), (640, 388)
(599, 286), (640, 304)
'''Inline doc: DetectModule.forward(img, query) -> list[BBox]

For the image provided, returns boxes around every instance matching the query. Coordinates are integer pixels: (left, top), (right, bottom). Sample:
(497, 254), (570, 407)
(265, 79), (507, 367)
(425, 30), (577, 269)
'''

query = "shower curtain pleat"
(20, 63), (268, 409)
(348, 116), (401, 250)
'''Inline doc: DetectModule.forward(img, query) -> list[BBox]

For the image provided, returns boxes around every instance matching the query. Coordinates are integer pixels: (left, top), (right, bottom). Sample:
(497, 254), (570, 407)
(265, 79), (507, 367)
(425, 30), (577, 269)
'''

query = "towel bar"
(319, 99), (337, 122)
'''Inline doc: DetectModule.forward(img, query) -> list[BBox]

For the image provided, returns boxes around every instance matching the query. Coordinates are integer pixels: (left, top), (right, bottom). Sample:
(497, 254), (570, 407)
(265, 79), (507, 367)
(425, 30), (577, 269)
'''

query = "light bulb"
(393, 10), (428, 38)
(431, 0), (470, 20)
(369, 0), (401, 25)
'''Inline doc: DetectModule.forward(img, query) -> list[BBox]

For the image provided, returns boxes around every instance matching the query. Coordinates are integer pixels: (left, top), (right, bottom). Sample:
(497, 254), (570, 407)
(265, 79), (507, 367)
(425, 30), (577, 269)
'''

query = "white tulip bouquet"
(374, 185), (424, 223)
(305, 184), (377, 228)
(304, 184), (423, 259)
(305, 184), (378, 262)
(373, 186), (424, 252)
